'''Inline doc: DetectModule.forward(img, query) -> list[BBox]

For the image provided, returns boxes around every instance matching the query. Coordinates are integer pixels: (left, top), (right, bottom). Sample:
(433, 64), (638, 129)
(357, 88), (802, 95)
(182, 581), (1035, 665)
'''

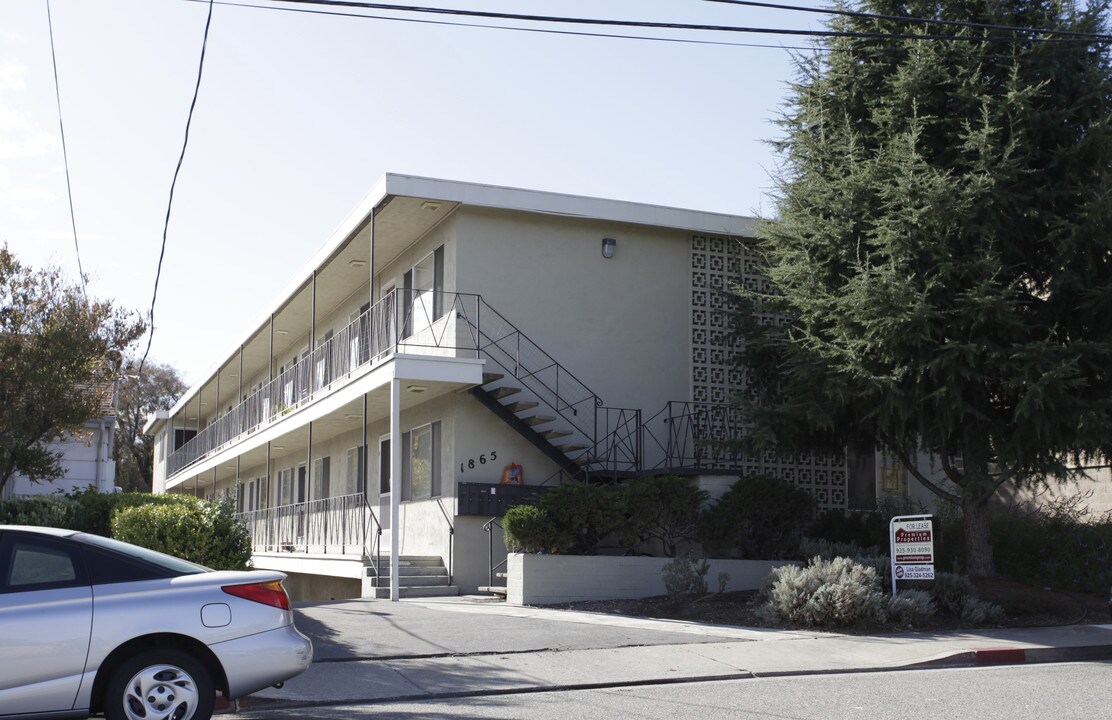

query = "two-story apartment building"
(146, 174), (871, 600)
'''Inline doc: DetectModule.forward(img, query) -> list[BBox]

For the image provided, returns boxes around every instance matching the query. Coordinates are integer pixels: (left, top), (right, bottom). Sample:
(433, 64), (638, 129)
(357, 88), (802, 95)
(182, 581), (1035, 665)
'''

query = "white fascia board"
(382, 174), (759, 237)
(143, 409), (171, 436)
(169, 173), (756, 414)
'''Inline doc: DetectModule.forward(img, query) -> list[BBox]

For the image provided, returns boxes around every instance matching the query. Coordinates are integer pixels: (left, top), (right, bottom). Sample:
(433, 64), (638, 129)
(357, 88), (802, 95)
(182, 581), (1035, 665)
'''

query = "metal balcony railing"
(235, 492), (382, 565)
(643, 401), (748, 470)
(168, 288), (642, 480)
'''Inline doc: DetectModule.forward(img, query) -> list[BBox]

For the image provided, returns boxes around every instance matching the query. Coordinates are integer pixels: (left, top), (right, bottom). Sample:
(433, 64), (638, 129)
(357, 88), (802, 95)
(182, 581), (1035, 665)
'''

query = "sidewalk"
(235, 597), (1112, 713)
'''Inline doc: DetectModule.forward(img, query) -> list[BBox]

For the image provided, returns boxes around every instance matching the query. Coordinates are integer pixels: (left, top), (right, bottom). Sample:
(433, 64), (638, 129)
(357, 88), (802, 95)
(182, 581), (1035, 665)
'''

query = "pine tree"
(738, 0), (1112, 576)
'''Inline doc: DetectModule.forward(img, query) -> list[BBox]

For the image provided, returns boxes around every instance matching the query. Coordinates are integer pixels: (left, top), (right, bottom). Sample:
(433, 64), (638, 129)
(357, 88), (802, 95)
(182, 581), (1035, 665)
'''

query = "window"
(278, 468), (293, 506)
(402, 245), (445, 336)
(1, 536), (85, 593)
(402, 421), (441, 501)
(312, 456), (331, 500)
(173, 428), (197, 451)
(379, 437), (391, 495)
(345, 446), (365, 496)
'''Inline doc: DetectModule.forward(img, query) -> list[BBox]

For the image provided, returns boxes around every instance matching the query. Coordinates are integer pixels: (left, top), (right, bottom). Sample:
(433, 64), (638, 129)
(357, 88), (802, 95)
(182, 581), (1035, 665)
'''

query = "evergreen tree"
(737, 0), (1112, 576)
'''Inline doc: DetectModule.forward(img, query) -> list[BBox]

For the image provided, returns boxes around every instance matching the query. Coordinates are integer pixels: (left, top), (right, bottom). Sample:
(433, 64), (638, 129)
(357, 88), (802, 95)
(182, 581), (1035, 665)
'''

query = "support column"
(390, 377), (401, 601)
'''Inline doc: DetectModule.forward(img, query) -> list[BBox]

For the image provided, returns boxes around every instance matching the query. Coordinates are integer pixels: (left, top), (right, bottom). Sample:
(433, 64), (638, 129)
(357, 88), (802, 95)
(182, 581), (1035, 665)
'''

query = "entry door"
(378, 436), (391, 530)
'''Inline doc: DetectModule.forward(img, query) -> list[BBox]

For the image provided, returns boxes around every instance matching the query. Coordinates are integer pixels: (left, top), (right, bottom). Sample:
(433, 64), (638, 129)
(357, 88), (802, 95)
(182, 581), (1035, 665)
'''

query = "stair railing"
(435, 497), (455, 585)
(483, 516), (517, 588)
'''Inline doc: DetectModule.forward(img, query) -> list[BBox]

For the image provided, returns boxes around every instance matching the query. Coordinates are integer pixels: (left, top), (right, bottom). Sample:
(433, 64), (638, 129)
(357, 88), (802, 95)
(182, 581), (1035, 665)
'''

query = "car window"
(75, 533), (209, 575)
(0, 535), (87, 593)
(81, 545), (180, 585)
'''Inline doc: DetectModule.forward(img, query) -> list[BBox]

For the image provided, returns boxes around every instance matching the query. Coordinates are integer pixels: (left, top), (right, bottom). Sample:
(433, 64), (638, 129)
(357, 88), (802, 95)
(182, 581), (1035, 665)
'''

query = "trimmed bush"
(960, 597), (1004, 624)
(661, 554), (709, 606)
(0, 495), (75, 528)
(619, 475), (708, 557)
(799, 537), (880, 560)
(537, 481), (622, 555)
(700, 475), (814, 559)
(503, 504), (557, 553)
(759, 557), (887, 627)
(112, 497), (251, 571)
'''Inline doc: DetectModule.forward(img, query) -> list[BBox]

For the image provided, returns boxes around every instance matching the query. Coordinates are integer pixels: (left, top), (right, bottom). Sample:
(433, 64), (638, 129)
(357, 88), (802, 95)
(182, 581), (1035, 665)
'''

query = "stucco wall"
(506, 554), (792, 605)
(454, 207), (692, 432)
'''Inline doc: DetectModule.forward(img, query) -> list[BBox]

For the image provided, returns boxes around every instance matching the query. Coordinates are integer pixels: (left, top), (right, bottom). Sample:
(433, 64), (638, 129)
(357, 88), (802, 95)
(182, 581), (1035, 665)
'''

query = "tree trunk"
(962, 494), (995, 577)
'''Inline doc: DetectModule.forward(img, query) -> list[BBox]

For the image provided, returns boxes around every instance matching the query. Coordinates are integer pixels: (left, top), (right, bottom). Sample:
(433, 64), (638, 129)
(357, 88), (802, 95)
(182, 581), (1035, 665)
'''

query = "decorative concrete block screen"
(690, 234), (849, 511)
(506, 553), (795, 606)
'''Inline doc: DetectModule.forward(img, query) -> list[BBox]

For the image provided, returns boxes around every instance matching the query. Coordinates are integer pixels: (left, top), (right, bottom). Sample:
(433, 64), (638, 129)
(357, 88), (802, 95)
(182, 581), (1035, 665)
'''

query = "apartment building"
(146, 174), (865, 600)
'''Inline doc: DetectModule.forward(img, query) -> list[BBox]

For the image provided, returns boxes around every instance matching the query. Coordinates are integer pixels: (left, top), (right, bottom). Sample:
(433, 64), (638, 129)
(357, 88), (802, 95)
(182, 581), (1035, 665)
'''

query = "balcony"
(168, 289), (482, 477)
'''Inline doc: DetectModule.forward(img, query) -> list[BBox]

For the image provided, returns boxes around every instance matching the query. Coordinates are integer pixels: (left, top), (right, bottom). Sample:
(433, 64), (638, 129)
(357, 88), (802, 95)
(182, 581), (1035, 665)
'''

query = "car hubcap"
(122, 664), (200, 720)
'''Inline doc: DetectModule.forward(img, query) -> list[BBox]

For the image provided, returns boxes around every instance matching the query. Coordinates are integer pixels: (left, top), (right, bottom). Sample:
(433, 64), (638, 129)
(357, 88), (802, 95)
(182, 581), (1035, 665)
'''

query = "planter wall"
(506, 553), (794, 606)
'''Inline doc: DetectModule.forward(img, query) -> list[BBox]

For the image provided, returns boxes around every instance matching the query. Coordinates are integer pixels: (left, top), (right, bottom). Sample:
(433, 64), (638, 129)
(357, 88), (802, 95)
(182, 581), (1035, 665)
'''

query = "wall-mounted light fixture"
(407, 384), (428, 393)
(348, 259), (367, 268)
(601, 237), (617, 259)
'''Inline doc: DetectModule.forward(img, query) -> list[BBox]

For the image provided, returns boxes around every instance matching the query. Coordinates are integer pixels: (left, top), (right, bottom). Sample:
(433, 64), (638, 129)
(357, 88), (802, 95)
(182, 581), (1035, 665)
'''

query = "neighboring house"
(2, 381), (118, 499)
(142, 175), (917, 600)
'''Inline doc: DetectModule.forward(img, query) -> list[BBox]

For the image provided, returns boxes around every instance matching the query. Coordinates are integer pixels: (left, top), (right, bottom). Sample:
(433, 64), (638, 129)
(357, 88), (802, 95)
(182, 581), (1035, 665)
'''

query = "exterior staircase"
(363, 555), (458, 599)
(470, 372), (595, 480)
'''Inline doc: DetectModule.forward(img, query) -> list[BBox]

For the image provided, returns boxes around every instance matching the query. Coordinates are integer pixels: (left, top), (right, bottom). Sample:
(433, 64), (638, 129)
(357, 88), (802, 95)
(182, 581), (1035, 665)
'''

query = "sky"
(0, 0), (820, 385)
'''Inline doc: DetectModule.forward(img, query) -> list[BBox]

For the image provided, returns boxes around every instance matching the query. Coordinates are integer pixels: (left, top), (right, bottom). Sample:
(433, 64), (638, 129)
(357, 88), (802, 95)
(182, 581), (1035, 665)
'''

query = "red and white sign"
(892, 519), (934, 564)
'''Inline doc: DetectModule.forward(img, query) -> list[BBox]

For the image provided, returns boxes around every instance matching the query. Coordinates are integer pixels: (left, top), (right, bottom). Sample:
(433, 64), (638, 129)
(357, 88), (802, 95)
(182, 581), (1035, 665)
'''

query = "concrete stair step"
(487, 386), (522, 400)
(370, 585), (459, 599)
(368, 575), (450, 588)
(478, 585), (508, 597)
(365, 566), (447, 578)
(556, 443), (589, 453)
(504, 400), (539, 413)
(539, 429), (572, 440)
(522, 415), (556, 427)
(482, 372), (505, 384)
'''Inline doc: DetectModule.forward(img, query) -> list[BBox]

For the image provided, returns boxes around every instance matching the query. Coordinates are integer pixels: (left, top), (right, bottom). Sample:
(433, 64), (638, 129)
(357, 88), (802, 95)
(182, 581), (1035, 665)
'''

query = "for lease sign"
(892, 518), (934, 564)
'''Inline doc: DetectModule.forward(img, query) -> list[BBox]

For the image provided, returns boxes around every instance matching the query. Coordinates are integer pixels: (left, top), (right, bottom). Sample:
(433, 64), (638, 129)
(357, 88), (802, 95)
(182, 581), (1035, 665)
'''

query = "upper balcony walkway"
(166, 288), (645, 485)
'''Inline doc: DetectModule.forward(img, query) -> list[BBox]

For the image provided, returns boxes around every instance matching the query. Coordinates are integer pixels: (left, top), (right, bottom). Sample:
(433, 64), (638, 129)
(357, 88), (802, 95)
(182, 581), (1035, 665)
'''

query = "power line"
(45, 0), (87, 301)
(253, 0), (1112, 44)
(702, 0), (1112, 41)
(139, 0), (216, 375)
(183, 0), (818, 51)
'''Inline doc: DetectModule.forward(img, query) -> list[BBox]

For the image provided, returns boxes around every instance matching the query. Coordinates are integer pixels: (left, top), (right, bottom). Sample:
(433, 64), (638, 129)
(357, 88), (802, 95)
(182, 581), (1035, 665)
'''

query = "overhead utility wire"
(45, 0), (87, 301)
(702, 0), (1112, 41)
(139, 0), (215, 376)
(184, 0), (817, 50)
(259, 0), (1112, 43)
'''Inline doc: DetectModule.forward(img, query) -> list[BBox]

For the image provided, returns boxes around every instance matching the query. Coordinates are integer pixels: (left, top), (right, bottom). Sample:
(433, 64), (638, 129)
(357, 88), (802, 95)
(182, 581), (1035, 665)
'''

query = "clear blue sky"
(0, 0), (818, 383)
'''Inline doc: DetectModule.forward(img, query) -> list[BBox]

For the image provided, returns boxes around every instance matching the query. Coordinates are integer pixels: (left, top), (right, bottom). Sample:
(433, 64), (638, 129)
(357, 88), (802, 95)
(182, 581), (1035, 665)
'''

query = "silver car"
(0, 525), (312, 720)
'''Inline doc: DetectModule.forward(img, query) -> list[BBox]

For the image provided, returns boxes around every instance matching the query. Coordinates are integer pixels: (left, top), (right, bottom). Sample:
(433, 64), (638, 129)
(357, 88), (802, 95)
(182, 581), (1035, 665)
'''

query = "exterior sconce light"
(601, 237), (617, 259)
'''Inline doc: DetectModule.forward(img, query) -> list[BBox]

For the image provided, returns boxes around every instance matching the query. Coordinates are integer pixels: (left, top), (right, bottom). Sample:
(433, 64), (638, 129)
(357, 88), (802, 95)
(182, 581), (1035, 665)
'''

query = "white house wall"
(454, 207), (691, 427)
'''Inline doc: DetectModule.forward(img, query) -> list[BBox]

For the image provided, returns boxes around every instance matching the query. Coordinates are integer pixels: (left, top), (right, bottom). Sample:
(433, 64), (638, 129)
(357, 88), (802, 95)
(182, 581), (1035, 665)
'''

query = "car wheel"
(103, 648), (215, 720)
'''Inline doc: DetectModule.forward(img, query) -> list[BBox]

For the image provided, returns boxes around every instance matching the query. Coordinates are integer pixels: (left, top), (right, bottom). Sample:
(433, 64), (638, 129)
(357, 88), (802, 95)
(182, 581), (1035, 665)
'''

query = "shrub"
(929, 572), (978, 616)
(759, 557), (887, 627)
(808, 509), (889, 550)
(960, 597), (1004, 624)
(887, 590), (938, 625)
(619, 475), (708, 557)
(799, 537), (880, 560)
(700, 475), (814, 559)
(68, 488), (193, 536)
(112, 497), (251, 570)
(991, 496), (1112, 596)
(503, 504), (558, 553)
(0, 495), (75, 528)
(661, 554), (709, 606)
(537, 481), (622, 555)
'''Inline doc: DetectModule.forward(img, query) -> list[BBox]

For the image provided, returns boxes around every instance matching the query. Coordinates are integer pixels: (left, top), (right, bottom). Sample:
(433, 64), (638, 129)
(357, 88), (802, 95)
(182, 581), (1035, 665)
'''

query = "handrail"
(435, 497), (455, 585)
(363, 492), (383, 579)
(483, 516), (514, 588)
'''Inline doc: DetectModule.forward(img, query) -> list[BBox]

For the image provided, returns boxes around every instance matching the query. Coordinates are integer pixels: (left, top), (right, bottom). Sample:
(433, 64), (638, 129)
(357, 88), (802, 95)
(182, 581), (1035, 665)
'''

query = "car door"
(0, 532), (93, 716)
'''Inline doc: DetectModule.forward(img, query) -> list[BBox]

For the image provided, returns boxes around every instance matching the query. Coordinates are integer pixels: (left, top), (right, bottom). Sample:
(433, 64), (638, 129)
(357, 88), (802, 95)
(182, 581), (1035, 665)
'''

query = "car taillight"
(223, 580), (291, 610)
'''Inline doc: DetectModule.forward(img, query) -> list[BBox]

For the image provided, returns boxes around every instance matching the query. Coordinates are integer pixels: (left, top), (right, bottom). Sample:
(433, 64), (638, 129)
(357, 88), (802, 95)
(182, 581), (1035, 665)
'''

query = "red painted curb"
(973, 647), (1027, 664)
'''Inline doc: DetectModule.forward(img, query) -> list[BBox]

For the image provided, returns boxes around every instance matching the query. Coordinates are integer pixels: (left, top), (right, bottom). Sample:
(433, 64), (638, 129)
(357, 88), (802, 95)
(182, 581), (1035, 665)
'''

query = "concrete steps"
(363, 555), (457, 599)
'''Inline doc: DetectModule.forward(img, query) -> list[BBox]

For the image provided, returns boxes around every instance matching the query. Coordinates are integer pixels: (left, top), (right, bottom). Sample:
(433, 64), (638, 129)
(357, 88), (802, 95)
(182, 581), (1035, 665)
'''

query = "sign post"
(889, 514), (935, 596)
